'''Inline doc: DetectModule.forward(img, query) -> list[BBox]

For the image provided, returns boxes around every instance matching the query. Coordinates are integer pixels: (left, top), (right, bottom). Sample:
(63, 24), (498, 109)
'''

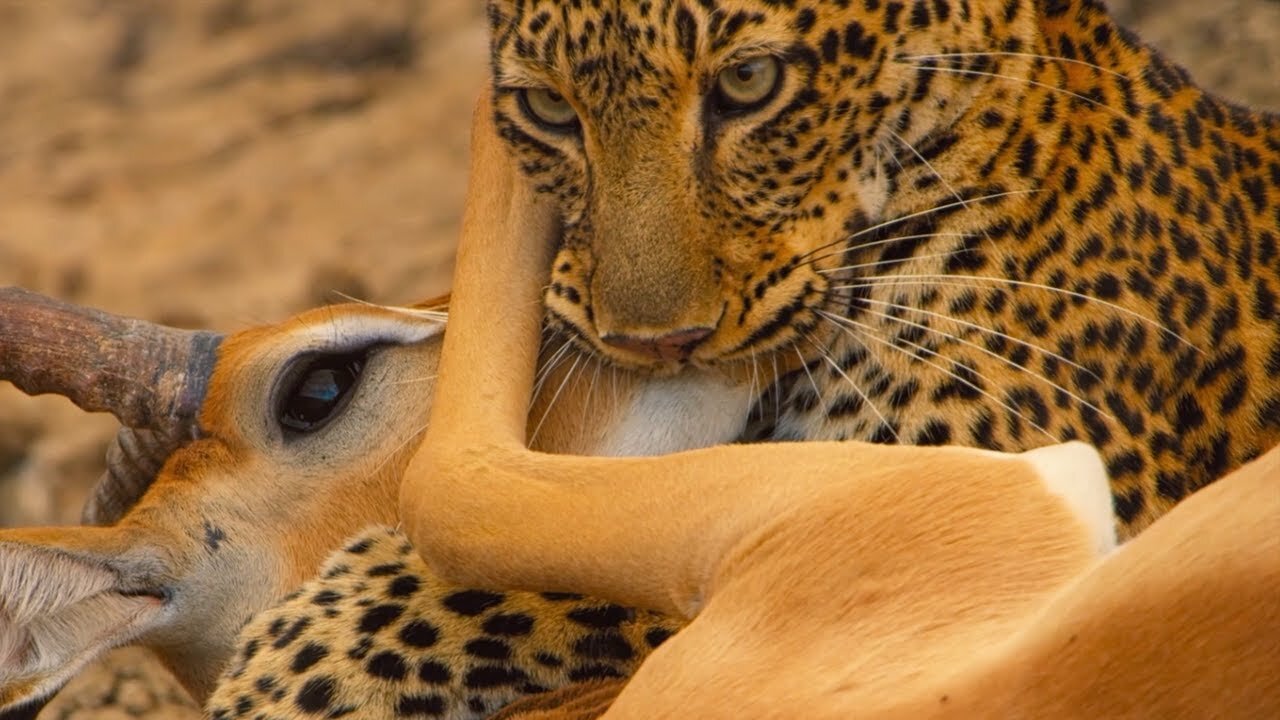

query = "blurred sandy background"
(0, 1), (1276, 716)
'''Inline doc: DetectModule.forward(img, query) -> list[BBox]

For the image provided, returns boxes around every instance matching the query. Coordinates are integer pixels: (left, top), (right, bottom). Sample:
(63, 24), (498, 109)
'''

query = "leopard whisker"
(609, 363), (621, 412)
(895, 52), (1131, 80)
(792, 343), (824, 409)
(388, 374), (440, 387)
(749, 347), (762, 421)
(584, 354), (604, 419)
(830, 274), (1201, 352)
(529, 352), (584, 447)
(537, 320), (561, 351)
(797, 189), (1039, 265)
(838, 192), (1049, 236)
(532, 338), (577, 409)
(367, 418), (433, 481)
(823, 290), (1101, 380)
(819, 248), (976, 275)
(770, 349), (783, 427)
(533, 338), (574, 393)
(817, 310), (1059, 443)
(326, 291), (449, 322)
(838, 301), (1115, 423)
(536, 324), (557, 357)
(885, 129), (1016, 274)
(805, 232), (976, 268)
(800, 330), (901, 443)
(896, 62), (1130, 119)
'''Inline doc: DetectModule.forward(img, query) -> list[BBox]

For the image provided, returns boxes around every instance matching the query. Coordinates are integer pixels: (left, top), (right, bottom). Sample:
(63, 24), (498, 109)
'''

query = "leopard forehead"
(485, 0), (1017, 213)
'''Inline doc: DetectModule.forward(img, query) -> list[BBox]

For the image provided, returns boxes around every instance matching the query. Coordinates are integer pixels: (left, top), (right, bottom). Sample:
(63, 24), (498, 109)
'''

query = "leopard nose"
(600, 327), (714, 363)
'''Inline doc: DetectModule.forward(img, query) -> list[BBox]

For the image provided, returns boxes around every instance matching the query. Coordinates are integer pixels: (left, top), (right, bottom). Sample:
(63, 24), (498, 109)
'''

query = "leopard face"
(491, 0), (1280, 536)
(487, 0), (1038, 372)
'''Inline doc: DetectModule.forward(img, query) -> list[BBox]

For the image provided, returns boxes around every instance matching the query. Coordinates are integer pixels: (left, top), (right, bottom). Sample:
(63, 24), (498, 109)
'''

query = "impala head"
(0, 289), (451, 711)
(0, 287), (751, 715)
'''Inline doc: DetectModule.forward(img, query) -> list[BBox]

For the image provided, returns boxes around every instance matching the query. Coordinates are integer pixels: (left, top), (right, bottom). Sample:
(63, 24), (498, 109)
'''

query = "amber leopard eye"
(714, 56), (782, 112)
(519, 88), (579, 130)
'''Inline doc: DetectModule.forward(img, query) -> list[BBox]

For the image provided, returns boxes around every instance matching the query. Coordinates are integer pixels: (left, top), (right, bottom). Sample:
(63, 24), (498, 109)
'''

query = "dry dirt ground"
(0, 1), (1277, 717)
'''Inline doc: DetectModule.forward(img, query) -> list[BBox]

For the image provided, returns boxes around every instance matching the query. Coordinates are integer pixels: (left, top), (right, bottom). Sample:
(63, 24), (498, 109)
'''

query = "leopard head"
(487, 0), (1041, 372)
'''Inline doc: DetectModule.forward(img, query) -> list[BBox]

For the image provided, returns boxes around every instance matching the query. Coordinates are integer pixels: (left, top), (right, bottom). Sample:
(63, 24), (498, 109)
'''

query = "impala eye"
(713, 56), (782, 113)
(276, 350), (371, 435)
(519, 88), (579, 130)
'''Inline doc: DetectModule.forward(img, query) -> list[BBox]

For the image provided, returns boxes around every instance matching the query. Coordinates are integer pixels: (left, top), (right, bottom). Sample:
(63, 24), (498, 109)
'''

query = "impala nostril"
(601, 327), (714, 362)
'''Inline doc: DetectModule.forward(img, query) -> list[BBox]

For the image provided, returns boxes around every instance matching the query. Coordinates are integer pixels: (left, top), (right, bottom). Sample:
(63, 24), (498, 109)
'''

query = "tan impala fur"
(485, 445), (1280, 720)
(401, 88), (1280, 719)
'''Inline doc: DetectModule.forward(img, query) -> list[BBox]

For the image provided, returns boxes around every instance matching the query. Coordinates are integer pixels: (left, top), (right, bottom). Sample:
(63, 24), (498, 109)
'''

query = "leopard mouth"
(543, 285), (826, 381)
(542, 310), (705, 377)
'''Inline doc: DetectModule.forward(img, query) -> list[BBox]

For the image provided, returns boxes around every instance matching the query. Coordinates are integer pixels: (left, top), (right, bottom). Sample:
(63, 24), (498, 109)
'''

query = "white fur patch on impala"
(1022, 442), (1117, 556)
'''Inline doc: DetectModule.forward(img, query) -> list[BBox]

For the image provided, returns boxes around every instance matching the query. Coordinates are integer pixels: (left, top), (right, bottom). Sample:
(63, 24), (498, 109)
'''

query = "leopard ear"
(0, 530), (169, 715)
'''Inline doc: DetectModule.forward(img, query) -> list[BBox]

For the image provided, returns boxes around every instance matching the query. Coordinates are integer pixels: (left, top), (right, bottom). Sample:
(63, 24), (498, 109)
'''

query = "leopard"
(203, 527), (679, 720)
(487, 0), (1280, 539)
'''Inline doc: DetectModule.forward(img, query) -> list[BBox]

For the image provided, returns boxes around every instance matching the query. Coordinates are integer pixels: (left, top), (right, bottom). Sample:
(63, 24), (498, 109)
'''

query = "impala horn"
(0, 286), (223, 525)
(83, 427), (184, 525)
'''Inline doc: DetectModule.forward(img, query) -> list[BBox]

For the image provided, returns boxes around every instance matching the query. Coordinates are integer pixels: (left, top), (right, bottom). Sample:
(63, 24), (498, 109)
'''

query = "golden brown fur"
(425, 447), (1280, 720)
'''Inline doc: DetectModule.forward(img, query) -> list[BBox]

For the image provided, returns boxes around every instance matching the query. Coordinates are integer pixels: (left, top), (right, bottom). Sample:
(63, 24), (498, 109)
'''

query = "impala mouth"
(117, 587), (172, 603)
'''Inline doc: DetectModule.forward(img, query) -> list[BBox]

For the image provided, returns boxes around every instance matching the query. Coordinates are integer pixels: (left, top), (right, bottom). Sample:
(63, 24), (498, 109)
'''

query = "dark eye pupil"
(734, 64), (756, 82)
(280, 354), (365, 434)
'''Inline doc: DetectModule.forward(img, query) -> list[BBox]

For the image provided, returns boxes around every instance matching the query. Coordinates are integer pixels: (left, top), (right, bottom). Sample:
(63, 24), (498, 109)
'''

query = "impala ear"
(0, 532), (169, 715)
(1021, 441), (1117, 556)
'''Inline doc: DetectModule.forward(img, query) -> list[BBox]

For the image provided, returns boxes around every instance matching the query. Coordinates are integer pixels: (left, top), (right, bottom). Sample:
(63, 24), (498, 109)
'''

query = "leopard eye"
(520, 88), (579, 130)
(714, 56), (782, 113)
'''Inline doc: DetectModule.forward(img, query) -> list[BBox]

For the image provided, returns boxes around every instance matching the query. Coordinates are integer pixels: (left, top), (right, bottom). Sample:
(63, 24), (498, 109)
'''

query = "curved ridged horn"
(83, 428), (187, 526)
(0, 286), (222, 431)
